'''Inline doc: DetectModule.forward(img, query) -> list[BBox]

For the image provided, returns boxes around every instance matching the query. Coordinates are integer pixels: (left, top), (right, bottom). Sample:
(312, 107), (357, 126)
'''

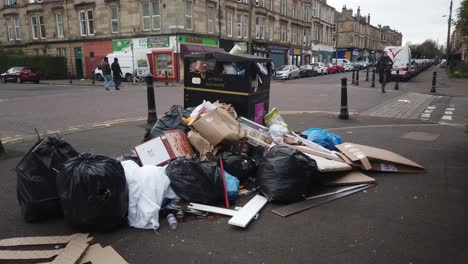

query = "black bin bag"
(166, 158), (224, 205)
(57, 153), (128, 232)
(145, 105), (191, 141)
(257, 145), (317, 203)
(16, 136), (79, 222)
(219, 151), (257, 182)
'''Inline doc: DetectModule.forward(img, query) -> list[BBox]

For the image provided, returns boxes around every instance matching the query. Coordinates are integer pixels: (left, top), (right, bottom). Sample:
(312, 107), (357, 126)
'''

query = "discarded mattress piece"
(121, 160), (175, 230)
(335, 142), (425, 172)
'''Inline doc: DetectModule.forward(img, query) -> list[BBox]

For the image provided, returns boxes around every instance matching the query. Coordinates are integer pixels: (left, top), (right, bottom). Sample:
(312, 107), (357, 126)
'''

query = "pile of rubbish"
(15, 101), (425, 233)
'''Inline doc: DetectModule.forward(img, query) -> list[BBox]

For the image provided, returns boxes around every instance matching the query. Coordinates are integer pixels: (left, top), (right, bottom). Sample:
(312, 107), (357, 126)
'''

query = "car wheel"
(0, 77), (5, 83)
(125, 74), (133, 82)
(17, 77), (22, 84)
(96, 73), (104, 81)
(288, 74), (292, 80)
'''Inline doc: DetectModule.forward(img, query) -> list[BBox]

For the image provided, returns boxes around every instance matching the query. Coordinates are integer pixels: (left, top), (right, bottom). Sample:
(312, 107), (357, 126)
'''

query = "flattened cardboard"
(50, 233), (90, 264)
(192, 108), (244, 146)
(321, 171), (376, 186)
(0, 234), (77, 247)
(336, 142), (424, 172)
(288, 145), (344, 163)
(80, 244), (127, 264)
(303, 153), (352, 172)
(0, 249), (62, 261)
(187, 131), (213, 157)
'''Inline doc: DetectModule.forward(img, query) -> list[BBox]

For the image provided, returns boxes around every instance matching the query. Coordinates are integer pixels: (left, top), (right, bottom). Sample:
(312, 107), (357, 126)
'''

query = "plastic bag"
(166, 158), (224, 204)
(301, 128), (343, 150)
(16, 136), (79, 222)
(224, 171), (240, 198)
(268, 124), (288, 144)
(146, 105), (191, 141)
(219, 151), (257, 182)
(57, 153), (129, 232)
(121, 160), (173, 230)
(257, 145), (317, 203)
(264, 108), (289, 130)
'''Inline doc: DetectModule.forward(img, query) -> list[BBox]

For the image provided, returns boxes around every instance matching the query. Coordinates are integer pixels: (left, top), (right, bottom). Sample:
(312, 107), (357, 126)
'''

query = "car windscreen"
(310, 64), (319, 67)
(276, 66), (289, 71)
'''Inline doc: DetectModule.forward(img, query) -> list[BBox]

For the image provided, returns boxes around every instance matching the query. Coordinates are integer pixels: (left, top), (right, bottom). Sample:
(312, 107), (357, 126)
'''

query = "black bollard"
(69, 71), (72, 84)
(0, 139), (4, 155)
(165, 71), (168, 86)
(366, 67), (369, 81)
(146, 74), (158, 124)
(431, 71), (437, 93)
(339, 77), (349, 120)
(351, 70), (355, 84)
(371, 69), (376, 88)
(394, 70), (400, 90)
(356, 70), (360, 86)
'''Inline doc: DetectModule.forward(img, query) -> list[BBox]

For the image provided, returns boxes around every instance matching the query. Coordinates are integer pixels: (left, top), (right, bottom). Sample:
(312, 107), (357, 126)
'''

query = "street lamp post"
(334, 24), (339, 63)
(446, 0), (453, 69)
(130, 41), (135, 83)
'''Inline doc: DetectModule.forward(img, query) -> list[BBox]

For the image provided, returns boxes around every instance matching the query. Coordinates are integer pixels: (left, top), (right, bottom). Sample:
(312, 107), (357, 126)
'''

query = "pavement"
(1, 112), (467, 264)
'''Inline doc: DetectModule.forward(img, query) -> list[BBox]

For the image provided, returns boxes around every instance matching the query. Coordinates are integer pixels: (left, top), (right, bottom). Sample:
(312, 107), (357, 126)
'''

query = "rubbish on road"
(135, 129), (194, 166)
(187, 130), (216, 160)
(166, 158), (224, 205)
(16, 136), (79, 222)
(320, 171), (376, 186)
(272, 184), (375, 217)
(0, 233), (92, 264)
(57, 154), (129, 232)
(188, 194), (268, 228)
(264, 108), (289, 130)
(167, 213), (178, 230)
(146, 105), (191, 140)
(257, 145), (317, 203)
(121, 160), (175, 230)
(224, 171), (240, 198)
(219, 159), (230, 208)
(219, 150), (257, 182)
(79, 243), (128, 264)
(301, 128), (343, 150)
(303, 153), (352, 172)
(336, 142), (425, 172)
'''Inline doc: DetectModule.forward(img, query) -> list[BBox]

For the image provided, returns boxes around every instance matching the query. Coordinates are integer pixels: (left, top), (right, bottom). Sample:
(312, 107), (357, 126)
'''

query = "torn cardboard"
(303, 153), (352, 172)
(320, 170), (376, 186)
(336, 143), (425, 172)
(79, 244), (127, 264)
(187, 130), (216, 160)
(191, 107), (245, 146)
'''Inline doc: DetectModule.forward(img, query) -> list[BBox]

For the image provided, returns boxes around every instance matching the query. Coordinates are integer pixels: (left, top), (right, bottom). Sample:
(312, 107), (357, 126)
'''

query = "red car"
(1, 67), (41, 84)
(326, 63), (337, 74)
(333, 64), (345, 73)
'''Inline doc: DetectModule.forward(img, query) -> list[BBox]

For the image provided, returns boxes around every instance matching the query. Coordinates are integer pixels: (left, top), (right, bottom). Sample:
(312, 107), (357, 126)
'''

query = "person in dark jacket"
(376, 51), (393, 93)
(111, 58), (122, 90)
(99, 57), (112, 91)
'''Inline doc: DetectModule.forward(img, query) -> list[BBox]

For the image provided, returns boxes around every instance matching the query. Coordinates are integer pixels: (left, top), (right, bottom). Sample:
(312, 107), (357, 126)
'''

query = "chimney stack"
(367, 13), (370, 24)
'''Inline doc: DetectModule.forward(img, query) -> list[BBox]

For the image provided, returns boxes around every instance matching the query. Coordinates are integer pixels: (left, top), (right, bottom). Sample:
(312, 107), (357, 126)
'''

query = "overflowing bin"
(184, 52), (272, 124)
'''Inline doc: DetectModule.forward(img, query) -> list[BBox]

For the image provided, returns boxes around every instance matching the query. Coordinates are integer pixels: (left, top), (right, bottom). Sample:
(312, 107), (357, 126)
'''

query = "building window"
(14, 17), (20, 40)
(39, 16), (46, 39)
(303, 28), (307, 46)
(269, 0), (273, 10)
(292, 25), (297, 44)
(280, 0), (286, 15)
(186, 0), (193, 30)
(56, 13), (64, 38)
(292, 1), (297, 19)
(242, 15), (248, 39)
(255, 17), (260, 39)
(237, 14), (241, 38)
(6, 17), (19, 41)
(260, 17), (266, 40)
(5, 0), (17, 6)
(109, 5), (119, 33)
(31, 16), (45, 39)
(56, 48), (66, 56)
(31, 16), (38, 39)
(280, 23), (286, 42)
(226, 10), (232, 37)
(269, 18), (273, 41)
(142, 1), (160, 31)
(79, 10), (94, 36)
(207, 6), (215, 34)
(383, 35), (387, 41)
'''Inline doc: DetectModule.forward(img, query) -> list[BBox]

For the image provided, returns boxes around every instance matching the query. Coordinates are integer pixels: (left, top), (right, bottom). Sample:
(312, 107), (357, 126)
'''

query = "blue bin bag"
(301, 128), (343, 150)
(224, 171), (240, 198)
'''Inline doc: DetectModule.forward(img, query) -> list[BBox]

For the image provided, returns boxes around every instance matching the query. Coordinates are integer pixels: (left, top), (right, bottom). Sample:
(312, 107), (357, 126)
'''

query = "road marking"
(441, 115), (453, 120)
(446, 108), (455, 111)
(420, 113), (431, 118)
(444, 111), (453, 115)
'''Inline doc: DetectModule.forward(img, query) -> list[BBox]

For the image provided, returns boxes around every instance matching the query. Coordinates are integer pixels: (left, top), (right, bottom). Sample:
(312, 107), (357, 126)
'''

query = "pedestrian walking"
(111, 58), (122, 90)
(99, 57), (112, 91)
(376, 51), (393, 93)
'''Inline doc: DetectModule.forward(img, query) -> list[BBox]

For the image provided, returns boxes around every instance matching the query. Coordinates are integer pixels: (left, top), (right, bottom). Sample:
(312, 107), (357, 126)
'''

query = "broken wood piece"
(188, 203), (237, 216)
(228, 195), (268, 228)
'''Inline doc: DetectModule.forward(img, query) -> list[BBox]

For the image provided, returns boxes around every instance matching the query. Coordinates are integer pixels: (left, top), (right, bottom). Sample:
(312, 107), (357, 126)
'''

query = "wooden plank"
(0, 249), (62, 260)
(188, 203), (237, 216)
(228, 195), (268, 228)
(272, 184), (375, 217)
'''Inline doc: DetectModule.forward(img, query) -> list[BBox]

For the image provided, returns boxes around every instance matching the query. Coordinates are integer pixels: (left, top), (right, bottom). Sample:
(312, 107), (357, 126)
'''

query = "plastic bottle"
(176, 210), (184, 222)
(167, 213), (177, 230)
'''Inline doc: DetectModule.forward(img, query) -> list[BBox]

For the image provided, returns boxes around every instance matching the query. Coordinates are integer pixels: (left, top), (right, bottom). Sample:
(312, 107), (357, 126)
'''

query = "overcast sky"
(328, 0), (462, 46)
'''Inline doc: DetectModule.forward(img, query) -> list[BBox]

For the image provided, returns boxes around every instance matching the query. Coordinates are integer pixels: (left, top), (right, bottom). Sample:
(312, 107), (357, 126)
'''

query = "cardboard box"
(135, 130), (194, 166)
(336, 142), (425, 172)
(191, 108), (244, 146)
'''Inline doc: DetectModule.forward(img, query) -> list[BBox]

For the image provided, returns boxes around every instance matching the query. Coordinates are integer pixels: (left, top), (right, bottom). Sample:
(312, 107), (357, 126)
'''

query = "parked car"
(333, 58), (353, 71)
(299, 64), (316, 78)
(333, 64), (345, 73)
(311, 62), (327, 75)
(274, 65), (300, 80)
(1, 67), (40, 84)
(326, 64), (337, 74)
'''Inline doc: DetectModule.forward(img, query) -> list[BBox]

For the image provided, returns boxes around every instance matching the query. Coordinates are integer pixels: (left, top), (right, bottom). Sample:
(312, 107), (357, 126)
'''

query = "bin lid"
(185, 52), (271, 63)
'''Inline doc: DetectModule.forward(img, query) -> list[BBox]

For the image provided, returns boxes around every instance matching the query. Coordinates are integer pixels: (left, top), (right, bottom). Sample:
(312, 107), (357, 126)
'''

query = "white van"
(94, 50), (150, 82)
(383, 46), (413, 80)
(332, 58), (353, 71)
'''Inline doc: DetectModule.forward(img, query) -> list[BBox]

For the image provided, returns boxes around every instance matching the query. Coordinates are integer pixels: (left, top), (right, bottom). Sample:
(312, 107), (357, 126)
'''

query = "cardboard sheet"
(80, 244), (128, 264)
(321, 171), (376, 186)
(0, 249), (62, 261)
(0, 234), (78, 247)
(192, 108), (244, 146)
(50, 233), (90, 264)
(303, 153), (352, 172)
(336, 142), (424, 172)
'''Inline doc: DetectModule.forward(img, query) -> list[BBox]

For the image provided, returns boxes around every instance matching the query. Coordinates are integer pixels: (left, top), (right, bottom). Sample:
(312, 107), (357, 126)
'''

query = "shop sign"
(147, 36), (169, 48)
(112, 38), (148, 52)
(179, 36), (219, 47)
(345, 51), (351, 60)
(112, 39), (131, 52)
(293, 48), (301, 56)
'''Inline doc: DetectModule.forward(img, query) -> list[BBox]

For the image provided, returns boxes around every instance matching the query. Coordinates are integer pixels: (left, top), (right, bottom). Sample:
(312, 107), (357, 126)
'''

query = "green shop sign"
(147, 36), (169, 48)
(112, 39), (132, 52)
(178, 36), (219, 47)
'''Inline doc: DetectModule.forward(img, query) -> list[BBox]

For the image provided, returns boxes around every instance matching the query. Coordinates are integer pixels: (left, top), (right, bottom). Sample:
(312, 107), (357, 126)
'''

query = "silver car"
(274, 65), (300, 80)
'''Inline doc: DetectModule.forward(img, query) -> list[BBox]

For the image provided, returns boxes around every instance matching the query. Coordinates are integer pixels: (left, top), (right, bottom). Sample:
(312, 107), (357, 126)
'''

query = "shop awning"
(180, 44), (226, 57)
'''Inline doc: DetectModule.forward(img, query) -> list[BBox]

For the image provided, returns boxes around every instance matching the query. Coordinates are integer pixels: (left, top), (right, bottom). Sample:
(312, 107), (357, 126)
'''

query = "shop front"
(289, 47), (302, 66)
(267, 45), (288, 69)
(252, 42), (268, 58)
(147, 36), (178, 81)
(303, 49), (312, 65)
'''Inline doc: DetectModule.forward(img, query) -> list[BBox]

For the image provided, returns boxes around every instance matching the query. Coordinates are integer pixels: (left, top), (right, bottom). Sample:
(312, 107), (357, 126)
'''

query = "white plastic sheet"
(121, 160), (175, 230)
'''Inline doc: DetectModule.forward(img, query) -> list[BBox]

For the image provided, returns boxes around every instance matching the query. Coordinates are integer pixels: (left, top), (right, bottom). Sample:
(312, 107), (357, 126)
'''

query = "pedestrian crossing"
(420, 103), (457, 124)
